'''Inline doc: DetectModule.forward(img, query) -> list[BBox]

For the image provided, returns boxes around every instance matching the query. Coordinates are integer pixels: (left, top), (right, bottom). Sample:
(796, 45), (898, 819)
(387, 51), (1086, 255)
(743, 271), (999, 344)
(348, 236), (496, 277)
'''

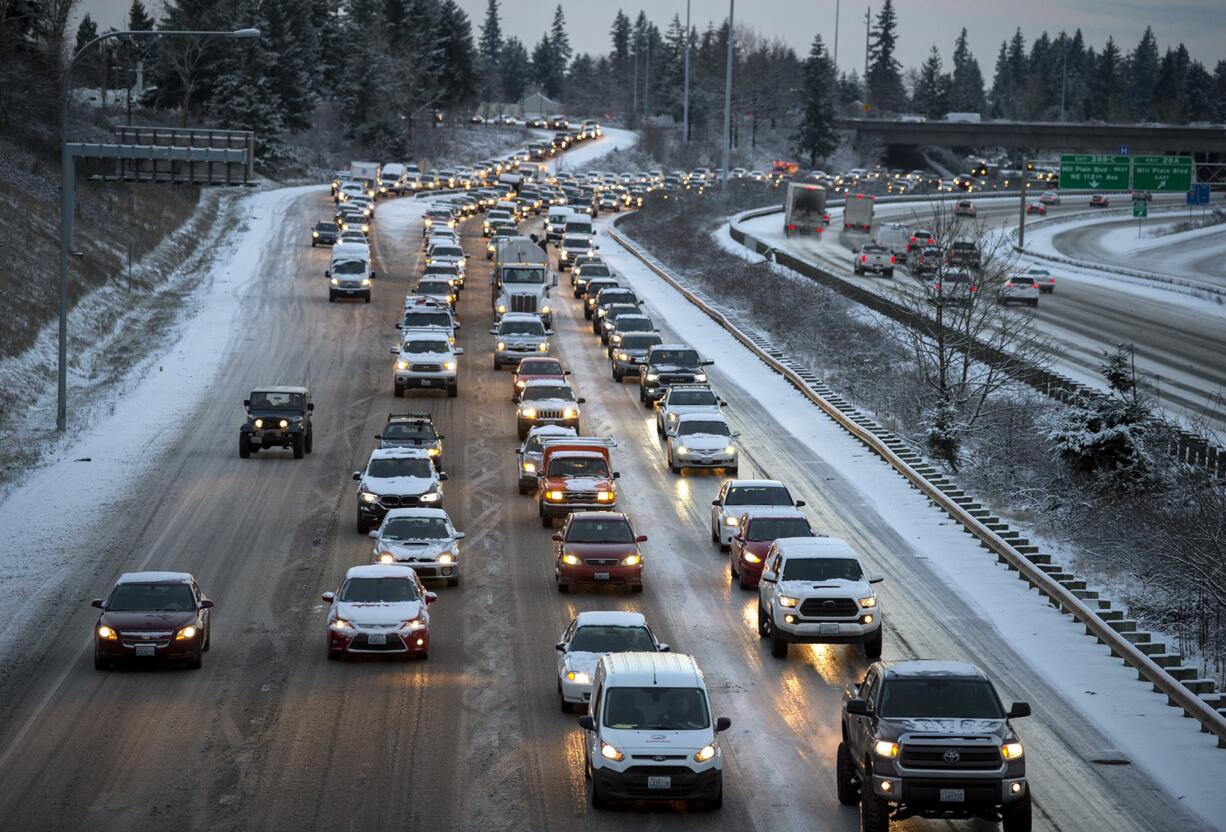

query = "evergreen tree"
(865, 0), (906, 112)
(263, 0), (313, 131)
(913, 44), (951, 120)
(544, 4), (570, 99)
(837, 70), (864, 107)
(793, 33), (838, 165)
(1087, 36), (1127, 122)
(308, 0), (344, 93)
(1214, 61), (1226, 122)
(609, 9), (632, 115)
(478, 0), (502, 100)
(212, 0), (286, 161)
(499, 36), (531, 100)
(73, 14), (100, 87)
(949, 27), (984, 114)
(988, 40), (1009, 116)
(436, 0), (477, 107)
(530, 34), (552, 95)
(1127, 25), (1160, 121)
(1182, 60), (1214, 122)
(128, 0), (154, 29)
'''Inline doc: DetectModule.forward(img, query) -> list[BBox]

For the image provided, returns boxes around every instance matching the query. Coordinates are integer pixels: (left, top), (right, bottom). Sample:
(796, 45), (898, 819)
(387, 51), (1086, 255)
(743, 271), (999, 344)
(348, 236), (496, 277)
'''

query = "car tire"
(668, 453), (680, 474)
(94, 652), (110, 671)
(612, 368), (622, 382)
(885, 269), (894, 278)
(859, 786), (891, 832)
(541, 513), (552, 528)
(557, 581), (569, 593)
(517, 424), (529, 441)
(630, 584), (643, 594)
(364, 294), (371, 304)
(705, 787), (723, 811)
(518, 481), (532, 496)
(238, 434), (251, 459)
(356, 514), (370, 534)
(1001, 791), (1032, 832)
(394, 384), (404, 398)
(187, 650), (203, 670)
(560, 695), (574, 713)
(730, 557), (738, 580)
(204, 626), (211, 652)
(304, 429), (313, 454)
(328, 293), (336, 303)
(864, 629), (883, 659)
(728, 465), (739, 475)
(588, 771), (608, 809)
(836, 741), (860, 805)
(492, 358), (500, 371)
(446, 577), (459, 588)
(771, 629), (788, 658)
(292, 433), (305, 459)
(1030, 299), (1038, 307)
(757, 603), (770, 638)
(448, 384), (458, 398)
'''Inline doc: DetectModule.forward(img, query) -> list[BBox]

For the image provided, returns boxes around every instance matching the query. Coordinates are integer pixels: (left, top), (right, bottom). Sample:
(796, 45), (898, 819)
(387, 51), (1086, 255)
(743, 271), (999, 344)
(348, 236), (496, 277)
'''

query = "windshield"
(332, 260), (366, 275)
(747, 517), (813, 542)
(523, 385), (573, 401)
(570, 625), (656, 653)
(418, 282), (450, 294)
(652, 350), (700, 367)
(726, 486), (791, 506)
(402, 312), (452, 328)
(547, 457), (608, 477)
(249, 391), (304, 411)
(603, 687), (710, 731)
(878, 679), (1004, 719)
(518, 360), (560, 375)
(579, 265), (611, 278)
(501, 320), (545, 336)
(367, 458), (433, 478)
(431, 246), (464, 259)
(317, 222), (338, 231)
(381, 517), (449, 540)
(621, 335), (662, 350)
(404, 340), (449, 354)
(563, 238), (590, 249)
(781, 557), (864, 582)
(337, 577), (419, 603)
(382, 422), (437, 441)
(106, 582), (195, 612)
(502, 268), (546, 284)
(677, 420), (730, 437)
(669, 390), (717, 406)
(425, 265), (458, 276)
(566, 518), (635, 544)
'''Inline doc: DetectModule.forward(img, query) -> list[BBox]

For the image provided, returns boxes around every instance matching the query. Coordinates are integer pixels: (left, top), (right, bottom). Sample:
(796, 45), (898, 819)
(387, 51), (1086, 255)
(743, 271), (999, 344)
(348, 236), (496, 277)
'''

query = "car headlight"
(419, 491), (441, 503)
(859, 596), (877, 608)
(565, 670), (591, 684)
(175, 625), (197, 640)
(97, 625), (118, 640)
(397, 360), (409, 370)
(497, 341), (507, 350)
(278, 419), (289, 429)
(438, 552), (455, 565)
(540, 305), (551, 314)
(618, 352), (629, 361)
(675, 445), (689, 455)
(515, 380), (527, 388)
(537, 343), (548, 352)
(562, 554), (582, 565)
(401, 617), (427, 631)
(312, 230), (319, 237)
(597, 308), (607, 317)
(694, 744), (718, 763)
(1001, 742), (1024, 761)
(428, 448), (440, 457)
(330, 277), (339, 286)
(359, 490), (379, 503)
(253, 418), (264, 429)
(444, 361), (456, 371)
(694, 373), (707, 383)
(521, 461), (536, 473)
(621, 553), (641, 565)
(520, 408), (537, 419)
(646, 373), (659, 382)
(874, 740), (900, 759)
(725, 516), (739, 526)
(743, 552), (762, 563)
(778, 596), (799, 608)
(330, 618), (353, 630)
(596, 491), (614, 502)
(545, 490), (564, 501)
(361, 278), (371, 286)
(562, 408), (578, 419)
(379, 552), (396, 563)
(600, 742), (625, 762)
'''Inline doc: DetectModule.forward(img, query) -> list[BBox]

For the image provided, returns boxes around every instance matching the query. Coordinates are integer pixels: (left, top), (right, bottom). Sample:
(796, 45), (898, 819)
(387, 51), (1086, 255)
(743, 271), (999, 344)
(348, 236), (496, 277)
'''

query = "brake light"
(1030, 283), (1039, 289)
(861, 255), (868, 263)
(971, 285), (978, 293)
(890, 256), (896, 264)
(786, 224), (797, 230)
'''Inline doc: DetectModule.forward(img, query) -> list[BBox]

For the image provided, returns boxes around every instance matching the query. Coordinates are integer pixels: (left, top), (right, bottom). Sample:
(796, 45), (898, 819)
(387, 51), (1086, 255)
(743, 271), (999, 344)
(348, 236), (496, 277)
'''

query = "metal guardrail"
(607, 220), (1226, 748)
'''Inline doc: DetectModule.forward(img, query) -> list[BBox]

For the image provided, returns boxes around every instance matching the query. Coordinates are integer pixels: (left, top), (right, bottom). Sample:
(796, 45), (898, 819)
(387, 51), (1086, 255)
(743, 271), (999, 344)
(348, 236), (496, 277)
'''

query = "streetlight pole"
(833, 0), (840, 70)
(57, 27), (259, 432)
(683, 0), (691, 143)
(720, 0), (734, 189)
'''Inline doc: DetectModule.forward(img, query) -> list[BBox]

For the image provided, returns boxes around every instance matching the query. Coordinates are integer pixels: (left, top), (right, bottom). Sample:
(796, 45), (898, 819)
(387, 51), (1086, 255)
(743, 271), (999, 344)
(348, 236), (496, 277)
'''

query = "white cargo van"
(563, 216), (594, 239)
(327, 242), (374, 303)
(546, 206), (574, 242)
(380, 163), (407, 195)
(577, 652), (730, 809)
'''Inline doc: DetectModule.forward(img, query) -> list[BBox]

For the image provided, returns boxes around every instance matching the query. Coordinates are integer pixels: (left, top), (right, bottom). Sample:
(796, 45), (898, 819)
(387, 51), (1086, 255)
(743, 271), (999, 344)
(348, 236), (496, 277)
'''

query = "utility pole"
(1018, 159), (1028, 247)
(720, 0), (734, 189)
(864, 5), (871, 85)
(683, 0), (691, 143)
(1060, 48), (1068, 122)
(833, 0), (840, 70)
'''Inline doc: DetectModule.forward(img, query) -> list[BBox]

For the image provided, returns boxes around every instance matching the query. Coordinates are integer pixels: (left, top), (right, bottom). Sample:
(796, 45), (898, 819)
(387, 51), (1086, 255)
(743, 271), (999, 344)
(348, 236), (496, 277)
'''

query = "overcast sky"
(78, 0), (1223, 76)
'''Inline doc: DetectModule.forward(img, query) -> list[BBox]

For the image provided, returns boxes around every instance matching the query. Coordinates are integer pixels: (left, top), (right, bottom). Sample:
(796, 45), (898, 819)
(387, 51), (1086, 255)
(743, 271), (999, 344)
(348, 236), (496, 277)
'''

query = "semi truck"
(843, 193), (875, 232)
(491, 237), (555, 326)
(783, 183), (829, 237)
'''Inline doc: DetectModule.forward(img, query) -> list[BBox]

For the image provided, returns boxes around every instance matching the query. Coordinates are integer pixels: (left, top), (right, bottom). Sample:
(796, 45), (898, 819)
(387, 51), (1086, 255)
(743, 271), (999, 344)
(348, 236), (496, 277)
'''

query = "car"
(516, 424), (577, 494)
(655, 384), (724, 437)
(581, 277), (620, 317)
(944, 240), (981, 268)
(639, 344), (713, 406)
(512, 356), (570, 401)
(312, 220), (339, 246)
(666, 413), (740, 474)
(998, 275), (1040, 307)
(1129, 189), (1152, 202)
(517, 378), (584, 440)
(853, 244), (894, 277)
(424, 242), (468, 276)
(323, 564), (437, 660)
(368, 507), (464, 586)
(423, 261), (463, 291)
(953, 200), (976, 217)
(337, 229), (369, 246)
(353, 447), (446, 533)
(335, 212), (370, 236)
(838, 660), (1032, 832)
(905, 229), (936, 252)
(711, 479), (804, 549)
(239, 386), (314, 459)
(578, 652), (730, 810)
(391, 331), (462, 397)
(423, 207), (457, 235)
(597, 192), (622, 211)
(555, 610), (666, 711)
(492, 313), (552, 370)
(552, 511), (647, 594)
(929, 269), (978, 306)
(91, 571), (213, 670)
(375, 412), (445, 466)
(757, 536), (883, 658)
(558, 233), (597, 269)
(1025, 201), (1046, 216)
(1089, 194), (1109, 207)
(729, 509), (816, 590)
(610, 332), (663, 382)
(415, 277), (457, 310)
(1039, 190), (1060, 205)
(605, 313), (653, 355)
(905, 245), (943, 276)
(538, 436), (619, 524)
(596, 303), (641, 344)
(1019, 266), (1055, 294)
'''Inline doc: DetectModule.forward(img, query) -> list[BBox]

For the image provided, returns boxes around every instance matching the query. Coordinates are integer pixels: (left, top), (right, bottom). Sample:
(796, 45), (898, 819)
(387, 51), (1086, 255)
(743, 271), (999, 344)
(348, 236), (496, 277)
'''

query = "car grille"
(566, 491), (597, 501)
(379, 495), (424, 507)
(798, 597), (859, 617)
(412, 363), (442, 372)
(585, 558), (619, 566)
(630, 755), (687, 761)
(903, 779), (999, 804)
(119, 630), (173, 648)
(532, 409), (565, 420)
(901, 745), (1002, 770)
(351, 633), (407, 651)
(507, 343), (537, 353)
(659, 373), (695, 385)
(511, 295), (537, 313)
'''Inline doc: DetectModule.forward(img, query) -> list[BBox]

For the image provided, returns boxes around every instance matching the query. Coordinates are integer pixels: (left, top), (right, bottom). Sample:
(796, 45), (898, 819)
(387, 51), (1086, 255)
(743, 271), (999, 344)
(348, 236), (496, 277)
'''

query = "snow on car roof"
(883, 660), (987, 680)
(521, 378), (572, 389)
(383, 507), (450, 521)
(116, 571), (193, 584)
(252, 385), (309, 394)
(675, 412), (729, 423)
(574, 610), (647, 628)
(727, 479), (786, 488)
(369, 447), (433, 460)
(775, 536), (858, 559)
(601, 652), (704, 687)
(343, 564), (419, 580)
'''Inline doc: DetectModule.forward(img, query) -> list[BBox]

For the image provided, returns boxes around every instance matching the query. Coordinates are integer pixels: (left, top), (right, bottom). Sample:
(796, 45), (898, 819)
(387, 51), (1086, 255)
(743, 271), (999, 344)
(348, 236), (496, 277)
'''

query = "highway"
(738, 195), (1226, 429)
(0, 182), (1213, 832)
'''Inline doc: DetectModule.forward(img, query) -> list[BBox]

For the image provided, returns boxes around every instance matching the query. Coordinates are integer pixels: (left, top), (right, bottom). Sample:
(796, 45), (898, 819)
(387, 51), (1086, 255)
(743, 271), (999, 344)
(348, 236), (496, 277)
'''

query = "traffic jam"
(86, 127), (1034, 830)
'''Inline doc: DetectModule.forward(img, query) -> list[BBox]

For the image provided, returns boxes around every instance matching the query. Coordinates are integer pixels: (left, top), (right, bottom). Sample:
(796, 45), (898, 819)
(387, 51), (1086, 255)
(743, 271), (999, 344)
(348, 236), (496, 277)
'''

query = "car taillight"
(861, 255), (867, 262)
(786, 224), (797, 230)
(1031, 283), (1039, 289)
(890, 256), (896, 264)
(971, 285), (978, 292)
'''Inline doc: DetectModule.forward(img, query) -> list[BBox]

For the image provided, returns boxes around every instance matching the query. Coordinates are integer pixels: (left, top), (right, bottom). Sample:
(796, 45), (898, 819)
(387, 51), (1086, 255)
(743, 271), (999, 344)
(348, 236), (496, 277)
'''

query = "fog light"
(416, 638), (424, 646)
(861, 614), (874, 624)
(379, 553), (395, 564)
(784, 614), (797, 624)
(1011, 782), (1023, 794)
(881, 780), (893, 792)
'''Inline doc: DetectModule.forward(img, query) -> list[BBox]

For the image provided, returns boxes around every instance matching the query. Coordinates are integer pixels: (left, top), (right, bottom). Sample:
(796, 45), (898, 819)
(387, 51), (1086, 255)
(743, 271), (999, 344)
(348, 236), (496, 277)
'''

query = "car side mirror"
(711, 499), (721, 506)
(702, 360), (714, 366)
(374, 434), (383, 440)
(578, 715), (595, 731)
(552, 273), (559, 286)
(454, 322), (461, 328)
(715, 716), (732, 733)
(555, 642), (567, 652)
(731, 432), (741, 439)
(576, 397), (586, 404)
(438, 472), (449, 481)
(732, 533), (743, 543)
(761, 570), (777, 583)
(455, 531), (466, 539)
(199, 598), (215, 609)
(368, 530), (380, 539)
(612, 472), (620, 479)
(794, 500), (806, 507)
(91, 598), (104, 609)
(370, 271), (376, 279)
(846, 699), (872, 717)
(352, 471), (362, 481)
(425, 591), (438, 605)
(636, 535), (648, 543)
(545, 329), (555, 336)
(563, 370), (572, 375)
(243, 399), (251, 408)
(454, 347), (464, 355)
(869, 572), (884, 584)
(1008, 702), (1032, 719)
(390, 346), (400, 355)
(307, 403), (314, 411)
(322, 592), (335, 604)
(488, 327), (497, 334)
(551, 533), (563, 542)
(658, 643), (670, 652)
(324, 269), (330, 277)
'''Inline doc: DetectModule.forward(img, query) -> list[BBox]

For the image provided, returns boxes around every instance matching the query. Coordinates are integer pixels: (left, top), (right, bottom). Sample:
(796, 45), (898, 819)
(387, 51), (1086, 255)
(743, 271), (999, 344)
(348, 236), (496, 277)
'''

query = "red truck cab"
(538, 438), (618, 526)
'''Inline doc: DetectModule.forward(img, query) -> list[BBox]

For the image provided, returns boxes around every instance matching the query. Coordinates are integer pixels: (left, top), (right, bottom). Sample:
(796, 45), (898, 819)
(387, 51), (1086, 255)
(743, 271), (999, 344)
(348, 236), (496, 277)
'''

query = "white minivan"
(578, 652), (730, 810)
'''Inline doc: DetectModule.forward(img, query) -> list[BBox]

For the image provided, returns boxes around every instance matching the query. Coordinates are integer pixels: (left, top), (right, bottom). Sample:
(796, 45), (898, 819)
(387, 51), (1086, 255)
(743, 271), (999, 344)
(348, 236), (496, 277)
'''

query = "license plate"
(593, 572), (610, 581)
(940, 789), (965, 803)
(134, 644), (156, 657)
(647, 776), (671, 790)
(367, 633), (387, 645)
(421, 379), (436, 386)
(819, 623), (840, 635)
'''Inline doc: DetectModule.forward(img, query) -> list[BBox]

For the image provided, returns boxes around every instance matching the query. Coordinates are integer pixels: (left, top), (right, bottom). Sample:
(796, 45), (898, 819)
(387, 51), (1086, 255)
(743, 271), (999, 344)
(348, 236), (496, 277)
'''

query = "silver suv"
(491, 312), (552, 370)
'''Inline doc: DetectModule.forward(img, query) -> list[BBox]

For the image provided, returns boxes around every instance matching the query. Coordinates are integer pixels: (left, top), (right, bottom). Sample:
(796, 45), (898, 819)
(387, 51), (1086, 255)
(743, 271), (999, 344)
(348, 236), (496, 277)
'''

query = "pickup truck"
(537, 437), (618, 526)
(853, 244), (895, 277)
(838, 660), (1031, 832)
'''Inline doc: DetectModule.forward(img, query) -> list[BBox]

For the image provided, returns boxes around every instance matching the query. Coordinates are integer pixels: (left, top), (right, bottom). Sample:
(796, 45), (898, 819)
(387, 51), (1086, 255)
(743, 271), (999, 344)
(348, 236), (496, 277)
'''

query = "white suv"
(710, 479), (804, 549)
(667, 413), (740, 474)
(391, 331), (462, 397)
(578, 652), (729, 810)
(756, 536), (883, 659)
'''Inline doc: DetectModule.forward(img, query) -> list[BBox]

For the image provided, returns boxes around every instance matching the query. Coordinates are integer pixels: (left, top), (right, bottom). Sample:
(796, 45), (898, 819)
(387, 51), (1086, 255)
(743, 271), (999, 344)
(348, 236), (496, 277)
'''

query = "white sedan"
(555, 611), (667, 712)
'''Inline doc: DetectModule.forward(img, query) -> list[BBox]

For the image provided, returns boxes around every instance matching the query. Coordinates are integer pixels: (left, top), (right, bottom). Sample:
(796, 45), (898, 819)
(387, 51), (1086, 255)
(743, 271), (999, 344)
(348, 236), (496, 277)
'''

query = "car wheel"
(364, 294), (371, 304)
(864, 629), (883, 659)
(292, 433), (305, 459)
(1001, 791), (1032, 832)
(860, 788), (891, 832)
(517, 424), (529, 441)
(304, 429), (313, 454)
(446, 577), (459, 588)
(492, 358), (500, 371)
(668, 452), (680, 474)
(836, 741), (860, 805)
(630, 584), (643, 594)
(356, 514), (369, 534)
(560, 694), (574, 713)
(394, 384), (404, 398)
(757, 603), (770, 637)
(187, 650), (203, 670)
(1030, 299), (1038, 307)
(730, 557), (738, 580)
(557, 581), (569, 593)
(885, 269), (894, 278)
(448, 384), (458, 398)
(238, 433), (251, 459)
(328, 293), (336, 303)
(93, 652), (110, 671)
(771, 629), (788, 658)
(588, 770), (608, 809)
(204, 626), (211, 652)
(541, 513), (553, 528)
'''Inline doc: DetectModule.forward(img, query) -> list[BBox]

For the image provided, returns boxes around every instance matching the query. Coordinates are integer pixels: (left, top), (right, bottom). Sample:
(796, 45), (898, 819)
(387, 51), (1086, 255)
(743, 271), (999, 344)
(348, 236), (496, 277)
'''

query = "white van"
(578, 652), (730, 809)
(380, 162), (407, 195)
(545, 206), (574, 242)
(563, 216), (594, 239)
(874, 222), (910, 257)
(327, 242), (374, 303)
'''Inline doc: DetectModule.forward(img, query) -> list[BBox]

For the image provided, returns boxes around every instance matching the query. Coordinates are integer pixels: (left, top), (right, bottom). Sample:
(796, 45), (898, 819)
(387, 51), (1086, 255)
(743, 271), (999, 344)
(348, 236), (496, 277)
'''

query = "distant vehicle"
(239, 386), (314, 459)
(710, 479), (804, 550)
(853, 243), (894, 277)
(492, 313), (552, 372)
(369, 507), (464, 586)
(379, 162), (407, 195)
(1089, 194), (1109, 208)
(555, 611), (664, 711)
(666, 413), (740, 474)
(929, 269), (978, 305)
(1130, 190), (1152, 202)
(353, 448), (446, 533)
(954, 200), (977, 217)
(843, 193), (874, 232)
(945, 240), (982, 269)
(728, 509), (815, 590)
(349, 161), (381, 191)
(998, 275), (1040, 307)
(1019, 266), (1056, 294)
(92, 572), (213, 670)
(552, 512), (647, 594)
(906, 246), (944, 276)
(1039, 190), (1060, 205)
(943, 112), (983, 123)
(784, 183), (829, 236)
(312, 220), (339, 246)
(874, 222), (909, 258)
(906, 229), (935, 253)
(1026, 201), (1047, 215)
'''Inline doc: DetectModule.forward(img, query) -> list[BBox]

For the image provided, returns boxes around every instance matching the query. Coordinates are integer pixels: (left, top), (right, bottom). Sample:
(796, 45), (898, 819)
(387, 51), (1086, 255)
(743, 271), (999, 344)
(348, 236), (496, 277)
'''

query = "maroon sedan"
(729, 510), (816, 589)
(92, 571), (214, 670)
(512, 357), (570, 402)
(553, 511), (646, 593)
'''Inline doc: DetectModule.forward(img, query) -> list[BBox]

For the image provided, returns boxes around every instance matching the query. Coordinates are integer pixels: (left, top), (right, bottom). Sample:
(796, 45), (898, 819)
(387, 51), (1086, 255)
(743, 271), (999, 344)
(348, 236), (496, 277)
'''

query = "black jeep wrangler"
(239, 387), (314, 459)
(838, 660), (1032, 832)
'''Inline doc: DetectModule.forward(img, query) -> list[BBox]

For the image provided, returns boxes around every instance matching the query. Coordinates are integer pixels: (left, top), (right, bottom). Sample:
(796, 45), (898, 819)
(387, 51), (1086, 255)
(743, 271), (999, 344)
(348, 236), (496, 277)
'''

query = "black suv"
(838, 660), (1031, 832)
(639, 344), (712, 407)
(239, 386), (314, 459)
(375, 413), (444, 468)
(312, 220), (339, 246)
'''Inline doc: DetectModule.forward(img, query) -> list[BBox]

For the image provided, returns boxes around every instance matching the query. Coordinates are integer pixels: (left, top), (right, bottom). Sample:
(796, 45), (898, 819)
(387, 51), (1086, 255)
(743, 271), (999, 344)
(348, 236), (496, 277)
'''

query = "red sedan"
(323, 564), (437, 660)
(1025, 202), (1046, 216)
(553, 511), (646, 593)
(729, 510), (816, 590)
(512, 357), (570, 402)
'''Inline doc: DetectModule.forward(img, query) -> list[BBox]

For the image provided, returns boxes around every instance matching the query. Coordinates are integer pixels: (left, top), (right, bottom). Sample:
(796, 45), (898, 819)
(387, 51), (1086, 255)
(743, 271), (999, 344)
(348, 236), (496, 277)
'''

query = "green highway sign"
(1132, 156), (1193, 192)
(1059, 154), (1130, 190)
(1133, 200), (1148, 218)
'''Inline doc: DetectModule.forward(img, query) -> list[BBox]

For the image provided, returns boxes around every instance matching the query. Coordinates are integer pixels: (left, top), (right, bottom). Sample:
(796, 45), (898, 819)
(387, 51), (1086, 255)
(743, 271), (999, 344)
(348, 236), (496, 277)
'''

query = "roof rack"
(387, 412), (434, 421)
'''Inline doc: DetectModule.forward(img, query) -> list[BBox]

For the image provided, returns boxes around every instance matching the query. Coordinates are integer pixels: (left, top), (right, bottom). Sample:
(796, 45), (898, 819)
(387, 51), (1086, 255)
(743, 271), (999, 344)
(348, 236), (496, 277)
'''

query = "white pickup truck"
(853, 243), (894, 277)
